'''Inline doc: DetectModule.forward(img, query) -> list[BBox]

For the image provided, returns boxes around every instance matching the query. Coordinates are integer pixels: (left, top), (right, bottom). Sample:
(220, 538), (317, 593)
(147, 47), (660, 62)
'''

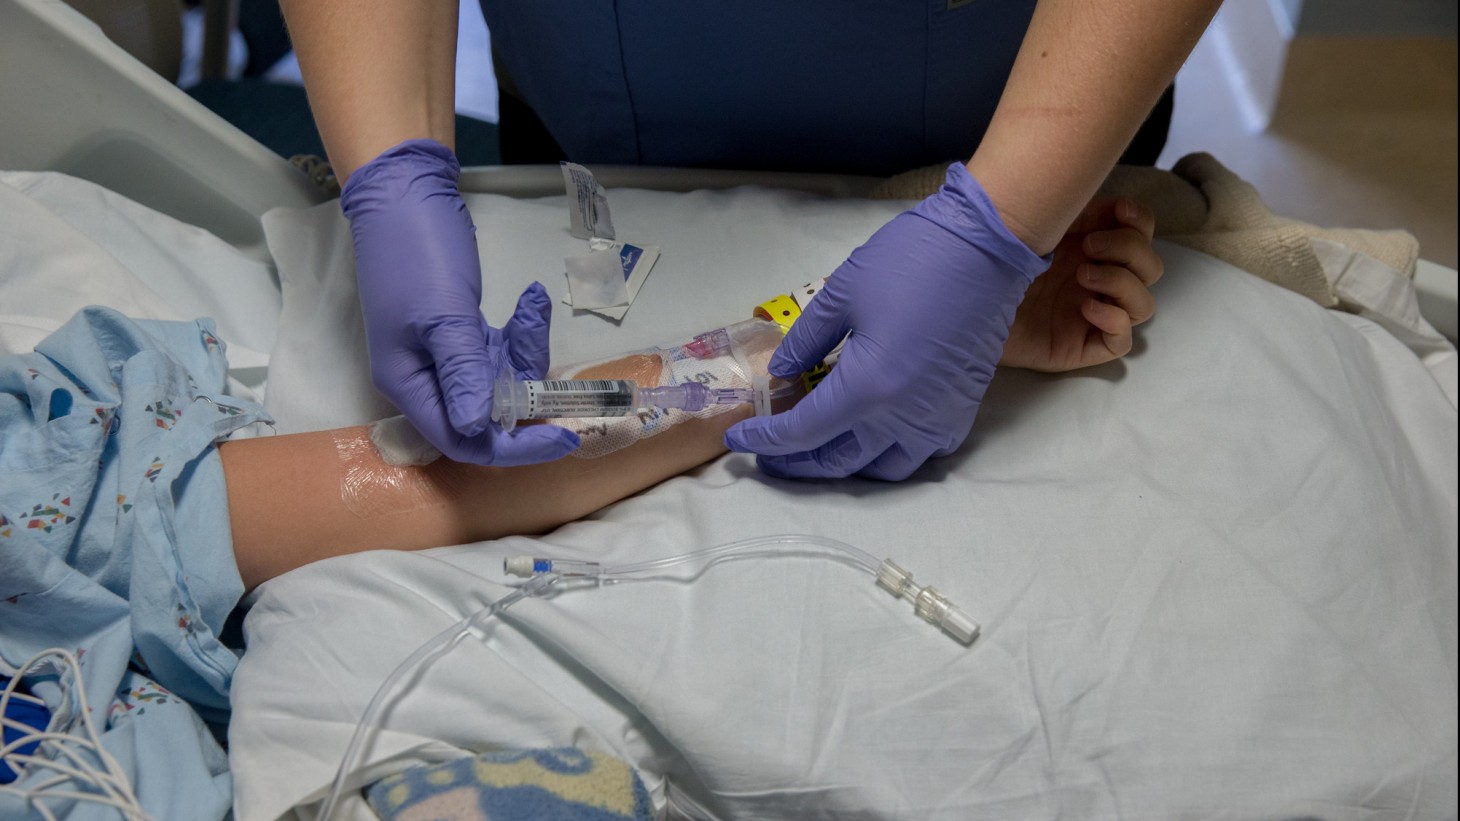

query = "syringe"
(492, 377), (756, 431)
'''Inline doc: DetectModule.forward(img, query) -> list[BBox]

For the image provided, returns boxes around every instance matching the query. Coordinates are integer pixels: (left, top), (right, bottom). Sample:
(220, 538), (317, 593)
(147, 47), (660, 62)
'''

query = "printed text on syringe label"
(525, 381), (636, 417)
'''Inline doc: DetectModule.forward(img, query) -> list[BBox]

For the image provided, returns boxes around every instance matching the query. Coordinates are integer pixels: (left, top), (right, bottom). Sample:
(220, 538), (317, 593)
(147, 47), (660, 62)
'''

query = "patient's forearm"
(220, 410), (746, 591)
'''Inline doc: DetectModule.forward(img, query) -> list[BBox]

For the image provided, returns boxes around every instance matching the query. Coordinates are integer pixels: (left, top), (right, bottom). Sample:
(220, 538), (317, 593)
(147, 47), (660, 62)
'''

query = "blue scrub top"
(480, 1), (1038, 176)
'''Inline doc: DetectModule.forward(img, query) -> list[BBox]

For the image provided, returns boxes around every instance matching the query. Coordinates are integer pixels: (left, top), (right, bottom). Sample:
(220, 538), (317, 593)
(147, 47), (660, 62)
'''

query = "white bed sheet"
(228, 187), (1458, 820)
(0, 171), (279, 404)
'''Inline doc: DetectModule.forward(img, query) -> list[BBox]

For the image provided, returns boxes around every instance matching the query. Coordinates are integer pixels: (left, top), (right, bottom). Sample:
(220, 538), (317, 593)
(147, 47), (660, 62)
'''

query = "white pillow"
(0, 171), (279, 404)
(236, 187), (1458, 821)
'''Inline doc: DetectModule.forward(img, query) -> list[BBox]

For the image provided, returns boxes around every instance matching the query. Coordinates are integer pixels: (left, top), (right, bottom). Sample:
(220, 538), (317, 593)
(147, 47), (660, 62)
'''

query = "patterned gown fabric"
(0, 307), (270, 820)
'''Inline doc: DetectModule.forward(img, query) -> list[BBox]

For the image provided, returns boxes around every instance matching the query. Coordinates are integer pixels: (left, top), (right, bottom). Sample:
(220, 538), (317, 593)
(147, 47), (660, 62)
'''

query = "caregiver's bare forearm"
(278, 0), (459, 182)
(968, 0), (1221, 255)
(219, 412), (746, 591)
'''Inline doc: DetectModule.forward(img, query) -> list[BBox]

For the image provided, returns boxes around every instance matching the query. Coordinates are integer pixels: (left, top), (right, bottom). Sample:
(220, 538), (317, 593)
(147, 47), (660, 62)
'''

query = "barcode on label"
(538, 380), (622, 392)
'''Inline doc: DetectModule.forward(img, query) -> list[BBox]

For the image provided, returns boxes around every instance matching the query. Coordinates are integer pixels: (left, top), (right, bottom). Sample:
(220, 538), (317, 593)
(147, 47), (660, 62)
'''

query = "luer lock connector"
(875, 559), (980, 645)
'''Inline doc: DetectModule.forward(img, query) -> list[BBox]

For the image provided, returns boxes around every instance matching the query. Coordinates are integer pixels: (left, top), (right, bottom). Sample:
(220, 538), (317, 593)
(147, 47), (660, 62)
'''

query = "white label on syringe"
(524, 380), (637, 418)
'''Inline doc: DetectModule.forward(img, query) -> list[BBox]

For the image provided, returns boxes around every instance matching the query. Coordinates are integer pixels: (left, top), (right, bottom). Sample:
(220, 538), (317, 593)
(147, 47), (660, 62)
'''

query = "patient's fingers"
(1080, 296), (1134, 359)
(1064, 196), (1153, 239)
(1078, 263), (1156, 326)
(1113, 197), (1156, 241)
(1083, 226), (1164, 287)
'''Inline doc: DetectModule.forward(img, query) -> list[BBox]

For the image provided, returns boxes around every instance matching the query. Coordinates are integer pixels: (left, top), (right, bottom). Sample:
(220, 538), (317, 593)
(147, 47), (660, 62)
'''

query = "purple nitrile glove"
(341, 139), (579, 465)
(724, 164), (1050, 481)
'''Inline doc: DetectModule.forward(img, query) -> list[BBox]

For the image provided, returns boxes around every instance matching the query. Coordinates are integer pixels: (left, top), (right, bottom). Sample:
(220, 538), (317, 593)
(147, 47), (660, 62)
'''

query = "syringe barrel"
(493, 378), (641, 430)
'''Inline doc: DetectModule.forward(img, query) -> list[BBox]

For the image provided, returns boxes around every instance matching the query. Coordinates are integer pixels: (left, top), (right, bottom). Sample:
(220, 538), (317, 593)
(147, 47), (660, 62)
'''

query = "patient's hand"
(1000, 197), (1162, 372)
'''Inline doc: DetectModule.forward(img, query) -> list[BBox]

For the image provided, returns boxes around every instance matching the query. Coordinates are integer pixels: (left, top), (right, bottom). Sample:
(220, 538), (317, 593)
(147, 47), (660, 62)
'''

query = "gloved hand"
(341, 139), (579, 465)
(724, 164), (1049, 481)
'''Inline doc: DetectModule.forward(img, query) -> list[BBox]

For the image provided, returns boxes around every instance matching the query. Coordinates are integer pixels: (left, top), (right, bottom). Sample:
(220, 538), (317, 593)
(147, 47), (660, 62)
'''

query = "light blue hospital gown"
(0, 307), (271, 820)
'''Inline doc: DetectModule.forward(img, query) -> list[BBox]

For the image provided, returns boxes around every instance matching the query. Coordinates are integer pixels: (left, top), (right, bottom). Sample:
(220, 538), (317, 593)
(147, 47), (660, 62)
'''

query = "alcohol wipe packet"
(559, 163), (660, 321)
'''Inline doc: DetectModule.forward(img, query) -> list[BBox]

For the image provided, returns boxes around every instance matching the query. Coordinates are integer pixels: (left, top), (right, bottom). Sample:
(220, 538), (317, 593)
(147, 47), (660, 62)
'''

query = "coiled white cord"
(318, 534), (978, 820)
(0, 648), (154, 821)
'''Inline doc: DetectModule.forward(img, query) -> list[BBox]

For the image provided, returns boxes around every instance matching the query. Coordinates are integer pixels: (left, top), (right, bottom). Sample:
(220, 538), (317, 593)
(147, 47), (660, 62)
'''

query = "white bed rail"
(1414, 260), (1459, 342)
(0, 0), (325, 259)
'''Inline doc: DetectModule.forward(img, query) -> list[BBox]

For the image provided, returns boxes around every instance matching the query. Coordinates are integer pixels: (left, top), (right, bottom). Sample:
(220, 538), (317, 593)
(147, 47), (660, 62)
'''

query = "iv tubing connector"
(876, 559), (980, 645)
(505, 556), (602, 578)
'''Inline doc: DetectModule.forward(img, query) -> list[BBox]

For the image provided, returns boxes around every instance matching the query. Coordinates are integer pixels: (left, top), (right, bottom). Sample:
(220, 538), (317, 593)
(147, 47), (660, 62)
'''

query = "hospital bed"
(2, 1), (1457, 819)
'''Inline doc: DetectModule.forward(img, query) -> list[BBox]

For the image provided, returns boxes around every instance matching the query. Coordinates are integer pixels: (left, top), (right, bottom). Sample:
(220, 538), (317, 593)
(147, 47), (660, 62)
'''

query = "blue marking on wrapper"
(618, 244), (642, 280)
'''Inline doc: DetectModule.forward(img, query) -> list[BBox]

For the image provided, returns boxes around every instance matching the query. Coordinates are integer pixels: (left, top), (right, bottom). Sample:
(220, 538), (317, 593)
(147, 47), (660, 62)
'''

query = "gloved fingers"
(481, 425), (582, 467)
(1083, 225), (1164, 287)
(723, 368), (861, 456)
(421, 314), (498, 438)
(1113, 197), (1156, 241)
(503, 282), (554, 379)
(373, 358), (444, 432)
(931, 440), (962, 459)
(753, 431), (866, 480)
(384, 372), (479, 463)
(1077, 263), (1157, 326)
(856, 442), (930, 482)
(407, 388), (580, 466)
(766, 287), (851, 379)
(1079, 295), (1135, 359)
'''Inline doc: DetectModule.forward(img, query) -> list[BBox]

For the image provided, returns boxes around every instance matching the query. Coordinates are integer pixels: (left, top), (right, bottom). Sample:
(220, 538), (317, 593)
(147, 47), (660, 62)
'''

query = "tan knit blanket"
(870, 152), (1420, 309)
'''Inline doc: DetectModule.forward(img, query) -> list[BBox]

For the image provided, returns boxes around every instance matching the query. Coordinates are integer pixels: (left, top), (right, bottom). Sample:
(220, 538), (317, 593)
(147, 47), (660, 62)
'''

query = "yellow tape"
(752, 295), (830, 391)
(754, 294), (803, 331)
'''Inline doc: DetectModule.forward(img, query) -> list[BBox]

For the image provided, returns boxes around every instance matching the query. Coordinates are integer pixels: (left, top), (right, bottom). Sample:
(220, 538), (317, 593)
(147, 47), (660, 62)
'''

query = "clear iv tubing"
(315, 574), (558, 821)
(507, 534), (878, 580)
(317, 535), (979, 820)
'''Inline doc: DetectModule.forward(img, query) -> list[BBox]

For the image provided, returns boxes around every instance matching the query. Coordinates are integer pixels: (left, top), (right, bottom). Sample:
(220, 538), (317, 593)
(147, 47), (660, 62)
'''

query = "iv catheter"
(316, 534), (981, 820)
(492, 377), (757, 431)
